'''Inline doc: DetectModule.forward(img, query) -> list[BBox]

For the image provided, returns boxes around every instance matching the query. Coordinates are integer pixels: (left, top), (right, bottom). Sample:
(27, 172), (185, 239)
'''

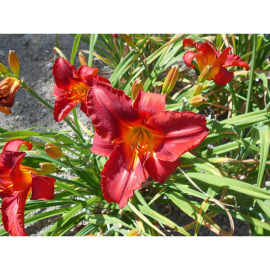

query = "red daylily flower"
(86, 84), (209, 208)
(52, 57), (111, 122)
(183, 38), (250, 85)
(0, 139), (56, 236)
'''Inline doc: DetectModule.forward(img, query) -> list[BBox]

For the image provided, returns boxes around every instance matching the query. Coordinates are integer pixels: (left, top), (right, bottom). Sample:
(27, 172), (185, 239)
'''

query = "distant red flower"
(86, 84), (209, 208)
(183, 38), (250, 85)
(0, 139), (56, 236)
(112, 34), (118, 38)
(52, 57), (111, 122)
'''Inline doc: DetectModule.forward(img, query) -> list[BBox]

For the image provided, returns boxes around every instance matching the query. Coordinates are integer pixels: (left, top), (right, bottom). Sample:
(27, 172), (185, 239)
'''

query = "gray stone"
(45, 62), (53, 69)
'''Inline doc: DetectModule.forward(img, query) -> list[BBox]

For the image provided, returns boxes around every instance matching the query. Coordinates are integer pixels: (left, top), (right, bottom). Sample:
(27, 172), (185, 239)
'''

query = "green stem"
(245, 34), (257, 114)
(227, 82), (239, 116)
(22, 82), (84, 142)
(72, 107), (83, 140)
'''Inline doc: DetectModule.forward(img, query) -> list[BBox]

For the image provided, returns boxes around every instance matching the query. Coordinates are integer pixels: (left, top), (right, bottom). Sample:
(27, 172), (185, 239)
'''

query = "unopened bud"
(84, 234), (96, 237)
(131, 78), (144, 99)
(202, 84), (211, 90)
(45, 143), (63, 159)
(190, 95), (206, 107)
(79, 52), (88, 66)
(8, 50), (20, 78)
(162, 65), (179, 94)
(39, 162), (57, 174)
(198, 65), (212, 84)
(121, 34), (136, 49)
(192, 83), (203, 96)
(0, 63), (12, 76)
(127, 229), (141, 236)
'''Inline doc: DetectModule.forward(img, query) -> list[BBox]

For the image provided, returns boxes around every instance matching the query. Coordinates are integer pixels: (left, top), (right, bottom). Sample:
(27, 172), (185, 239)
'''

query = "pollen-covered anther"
(130, 128), (149, 153)
(68, 86), (88, 102)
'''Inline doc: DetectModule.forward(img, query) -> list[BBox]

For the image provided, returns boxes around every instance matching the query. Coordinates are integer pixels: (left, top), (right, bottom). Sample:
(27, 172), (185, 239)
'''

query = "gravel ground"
(0, 34), (249, 236)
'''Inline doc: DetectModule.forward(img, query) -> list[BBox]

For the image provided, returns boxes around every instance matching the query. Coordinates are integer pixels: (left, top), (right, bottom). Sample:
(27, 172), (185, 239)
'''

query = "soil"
(0, 34), (249, 236)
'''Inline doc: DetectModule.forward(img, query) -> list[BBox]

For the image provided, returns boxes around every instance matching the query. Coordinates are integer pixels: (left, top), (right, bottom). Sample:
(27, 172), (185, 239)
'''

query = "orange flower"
(0, 77), (20, 114)
(183, 38), (250, 85)
(0, 139), (56, 236)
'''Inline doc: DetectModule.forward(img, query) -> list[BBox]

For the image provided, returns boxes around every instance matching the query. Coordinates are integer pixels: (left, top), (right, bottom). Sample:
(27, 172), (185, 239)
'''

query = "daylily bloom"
(52, 57), (111, 122)
(183, 38), (250, 85)
(0, 139), (56, 236)
(86, 83), (209, 208)
(0, 77), (21, 115)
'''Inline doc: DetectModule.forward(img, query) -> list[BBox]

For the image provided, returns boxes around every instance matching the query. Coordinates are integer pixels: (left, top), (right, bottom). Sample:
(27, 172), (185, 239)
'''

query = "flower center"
(68, 84), (88, 102)
(130, 128), (149, 154)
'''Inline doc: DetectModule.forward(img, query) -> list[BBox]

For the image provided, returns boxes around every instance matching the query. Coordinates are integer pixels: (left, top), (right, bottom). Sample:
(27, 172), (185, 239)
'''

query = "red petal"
(90, 132), (115, 157)
(0, 188), (31, 236)
(145, 155), (181, 184)
(52, 57), (82, 91)
(7, 152), (33, 191)
(83, 74), (111, 87)
(213, 66), (234, 85)
(133, 90), (166, 122)
(183, 38), (199, 49)
(2, 139), (33, 152)
(222, 54), (250, 70)
(0, 151), (32, 193)
(30, 174), (55, 200)
(217, 47), (232, 65)
(86, 83), (139, 142)
(0, 151), (19, 193)
(197, 42), (217, 66)
(207, 61), (221, 79)
(184, 39), (219, 66)
(183, 51), (206, 72)
(53, 93), (79, 122)
(76, 65), (98, 77)
(146, 111), (209, 161)
(80, 98), (88, 115)
(52, 85), (66, 97)
(101, 144), (149, 208)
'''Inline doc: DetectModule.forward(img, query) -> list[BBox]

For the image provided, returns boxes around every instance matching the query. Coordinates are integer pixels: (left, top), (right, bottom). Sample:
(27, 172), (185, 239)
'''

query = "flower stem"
(21, 80), (84, 142)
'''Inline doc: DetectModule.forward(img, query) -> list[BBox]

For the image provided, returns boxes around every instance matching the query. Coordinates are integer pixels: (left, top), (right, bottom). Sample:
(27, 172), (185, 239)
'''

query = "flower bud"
(0, 63), (12, 76)
(79, 52), (88, 66)
(131, 78), (144, 99)
(192, 83), (203, 96)
(198, 65), (212, 84)
(120, 34), (136, 49)
(8, 50), (20, 78)
(162, 65), (179, 94)
(127, 229), (141, 236)
(85, 234), (96, 236)
(45, 143), (63, 159)
(189, 95), (206, 107)
(39, 162), (57, 174)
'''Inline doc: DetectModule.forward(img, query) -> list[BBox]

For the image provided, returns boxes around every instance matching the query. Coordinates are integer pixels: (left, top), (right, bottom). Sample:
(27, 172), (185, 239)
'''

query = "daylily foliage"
(1, 33), (269, 237)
